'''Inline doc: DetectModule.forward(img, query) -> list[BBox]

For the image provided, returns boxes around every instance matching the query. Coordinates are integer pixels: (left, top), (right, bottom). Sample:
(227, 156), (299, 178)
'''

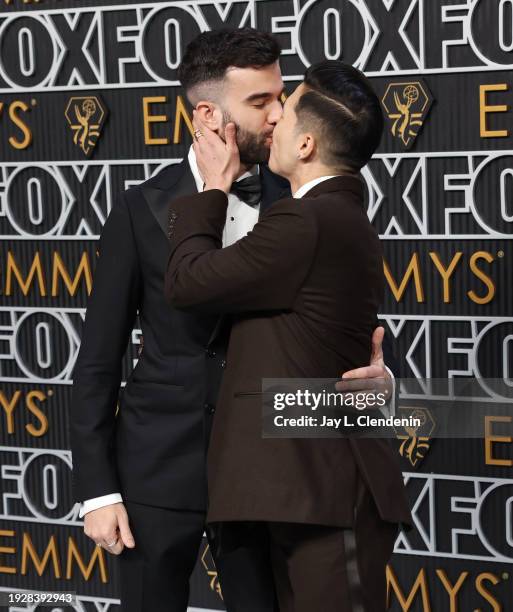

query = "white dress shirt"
(79, 165), (395, 517)
(188, 146), (261, 247)
(292, 175), (338, 198)
(79, 149), (262, 518)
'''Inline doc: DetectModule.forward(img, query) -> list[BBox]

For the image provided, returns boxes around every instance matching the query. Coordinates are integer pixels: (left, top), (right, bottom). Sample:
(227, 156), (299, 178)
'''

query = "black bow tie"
(230, 174), (261, 208)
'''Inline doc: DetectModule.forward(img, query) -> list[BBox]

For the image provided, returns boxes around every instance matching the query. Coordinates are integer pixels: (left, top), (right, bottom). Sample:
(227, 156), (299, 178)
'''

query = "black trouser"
(207, 522), (279, 612)
(117, 500), (278, 612)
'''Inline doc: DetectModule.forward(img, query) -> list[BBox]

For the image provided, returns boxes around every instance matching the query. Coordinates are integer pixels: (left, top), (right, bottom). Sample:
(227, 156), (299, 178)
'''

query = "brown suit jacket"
(164, 175), (412, 528)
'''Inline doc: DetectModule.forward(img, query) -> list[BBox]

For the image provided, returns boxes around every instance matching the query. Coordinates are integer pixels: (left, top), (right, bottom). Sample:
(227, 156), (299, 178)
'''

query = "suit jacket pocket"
(128, 380), (184, 392)
(121, 380), (188, 422)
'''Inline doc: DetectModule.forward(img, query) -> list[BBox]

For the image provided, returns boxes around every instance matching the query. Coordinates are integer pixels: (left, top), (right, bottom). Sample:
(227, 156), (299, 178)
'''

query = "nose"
(267, 99), (283, 126)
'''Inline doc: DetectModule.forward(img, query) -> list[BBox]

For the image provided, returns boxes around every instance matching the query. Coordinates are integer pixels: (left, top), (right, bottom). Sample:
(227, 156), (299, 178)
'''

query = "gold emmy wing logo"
(201, 544), (223, 600)
(381, 81), (433, 149)
(394, 407), (436, 467)
(64, 96), (107, 156)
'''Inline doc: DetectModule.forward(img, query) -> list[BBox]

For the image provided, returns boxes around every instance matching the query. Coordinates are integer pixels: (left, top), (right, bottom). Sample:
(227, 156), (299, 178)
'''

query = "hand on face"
(192, 111), (241, 193)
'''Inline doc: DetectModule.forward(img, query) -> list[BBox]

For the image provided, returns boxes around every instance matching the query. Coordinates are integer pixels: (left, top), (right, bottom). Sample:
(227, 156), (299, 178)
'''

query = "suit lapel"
(142, 159), (226, 346)
(142, 161), (198, 240)
(142, 161), (290, 346)
(144, 161), (290, 239)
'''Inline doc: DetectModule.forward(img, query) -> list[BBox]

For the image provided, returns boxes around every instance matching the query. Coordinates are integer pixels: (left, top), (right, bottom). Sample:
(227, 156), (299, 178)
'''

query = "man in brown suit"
(165, 61), (412, 611)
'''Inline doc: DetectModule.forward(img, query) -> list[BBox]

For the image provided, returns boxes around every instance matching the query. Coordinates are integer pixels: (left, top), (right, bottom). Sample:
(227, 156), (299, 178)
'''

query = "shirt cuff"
(79, 493), (123, 518)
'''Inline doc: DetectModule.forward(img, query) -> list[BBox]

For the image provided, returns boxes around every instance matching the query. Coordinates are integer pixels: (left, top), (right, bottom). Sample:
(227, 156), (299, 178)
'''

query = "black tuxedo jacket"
(70, 160), (397, 512)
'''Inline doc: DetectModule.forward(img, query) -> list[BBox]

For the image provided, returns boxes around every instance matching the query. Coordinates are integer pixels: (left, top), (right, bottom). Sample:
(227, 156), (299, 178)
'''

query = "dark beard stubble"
(222, 111), (272, 165)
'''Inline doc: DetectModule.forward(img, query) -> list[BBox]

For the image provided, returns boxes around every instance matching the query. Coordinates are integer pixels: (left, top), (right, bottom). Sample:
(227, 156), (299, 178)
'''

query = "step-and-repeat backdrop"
(0, 0), (512, 610)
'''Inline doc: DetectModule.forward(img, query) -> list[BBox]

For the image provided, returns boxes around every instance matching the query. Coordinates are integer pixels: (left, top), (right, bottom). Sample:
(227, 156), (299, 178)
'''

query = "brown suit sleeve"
(164, 189), (317, 313)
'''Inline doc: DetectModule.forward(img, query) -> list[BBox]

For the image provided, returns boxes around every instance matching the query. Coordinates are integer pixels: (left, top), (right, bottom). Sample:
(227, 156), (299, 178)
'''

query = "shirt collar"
(293, 175), (340, 199)
(187, 145), (259, 192)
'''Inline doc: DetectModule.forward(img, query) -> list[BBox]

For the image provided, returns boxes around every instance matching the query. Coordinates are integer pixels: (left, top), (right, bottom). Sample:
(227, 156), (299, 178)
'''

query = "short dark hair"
(178, 28), (281, 93)
(295, 61), (384, 171)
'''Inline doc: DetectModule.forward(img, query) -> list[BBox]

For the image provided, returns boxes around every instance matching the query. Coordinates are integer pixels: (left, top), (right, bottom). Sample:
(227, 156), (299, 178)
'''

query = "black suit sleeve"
(70, 192), (141, 502)
(164, 189), (317, 314)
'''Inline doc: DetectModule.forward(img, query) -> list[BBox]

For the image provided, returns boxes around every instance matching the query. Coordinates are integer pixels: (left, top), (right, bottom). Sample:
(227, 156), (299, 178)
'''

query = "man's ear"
(195, 101), (223, 131)
(298, 133), (316, 161)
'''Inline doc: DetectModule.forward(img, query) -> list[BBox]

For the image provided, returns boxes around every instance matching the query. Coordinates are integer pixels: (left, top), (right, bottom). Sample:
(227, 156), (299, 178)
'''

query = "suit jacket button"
(204, 403), (215, 414)
(221, 359), (226, 368)
(205, 348), (216, 357)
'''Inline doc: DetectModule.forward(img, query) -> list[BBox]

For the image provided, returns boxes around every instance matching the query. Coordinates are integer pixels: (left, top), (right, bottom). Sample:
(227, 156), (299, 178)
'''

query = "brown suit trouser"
(215, 475), (398, 612)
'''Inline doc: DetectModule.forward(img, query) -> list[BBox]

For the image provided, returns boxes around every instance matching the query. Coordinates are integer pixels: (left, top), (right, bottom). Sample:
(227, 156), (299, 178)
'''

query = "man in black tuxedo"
(70, 28), (398, 612)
